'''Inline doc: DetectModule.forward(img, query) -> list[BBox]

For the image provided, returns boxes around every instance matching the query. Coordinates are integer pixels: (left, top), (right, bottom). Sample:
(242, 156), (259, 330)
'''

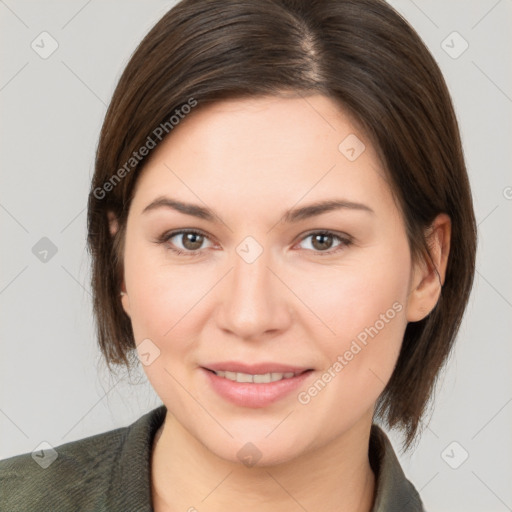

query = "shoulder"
(0, 423), (127, 511)
(0, 405), (166, 512)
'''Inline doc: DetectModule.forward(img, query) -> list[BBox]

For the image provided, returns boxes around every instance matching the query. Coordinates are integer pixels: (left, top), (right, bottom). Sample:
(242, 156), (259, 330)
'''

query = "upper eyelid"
(164, 228), (217, 245)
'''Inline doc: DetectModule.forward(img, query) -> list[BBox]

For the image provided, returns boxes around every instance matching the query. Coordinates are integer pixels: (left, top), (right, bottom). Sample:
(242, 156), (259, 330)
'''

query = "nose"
(215, 244), (293, 340)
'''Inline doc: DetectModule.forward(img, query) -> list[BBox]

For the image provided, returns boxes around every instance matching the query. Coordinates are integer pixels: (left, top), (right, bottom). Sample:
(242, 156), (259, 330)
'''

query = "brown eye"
(179, 232), (204, 251)
(311, 233), (335, 251)
(298, 231), (352, 255)
(158, 229), (213, 256)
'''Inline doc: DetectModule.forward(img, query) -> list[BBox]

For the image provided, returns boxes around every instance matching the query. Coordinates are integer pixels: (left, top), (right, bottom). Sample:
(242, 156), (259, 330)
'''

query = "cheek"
(126, 265), (203, 343)
(122, 247), (231, 415)
(123, 244), (207, 401)
(296, 243), (410, 389)
(291, 265), (408, 438)
(298, 243), (409, 338)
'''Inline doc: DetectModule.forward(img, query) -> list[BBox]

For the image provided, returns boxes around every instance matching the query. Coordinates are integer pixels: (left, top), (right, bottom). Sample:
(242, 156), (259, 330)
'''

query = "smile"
(201, 367), (314, 408)
(210, 370), (301, 383)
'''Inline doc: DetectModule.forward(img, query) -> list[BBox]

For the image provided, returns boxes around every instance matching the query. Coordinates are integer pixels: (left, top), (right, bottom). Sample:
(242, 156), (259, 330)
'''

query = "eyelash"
(156, 229), (353, 257)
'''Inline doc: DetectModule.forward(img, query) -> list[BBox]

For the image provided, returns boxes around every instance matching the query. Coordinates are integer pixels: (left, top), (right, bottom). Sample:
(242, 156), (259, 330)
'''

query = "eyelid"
(157, 228), (353, 256)
(293, 230), (353, 255)
(156, 228), (217, 252)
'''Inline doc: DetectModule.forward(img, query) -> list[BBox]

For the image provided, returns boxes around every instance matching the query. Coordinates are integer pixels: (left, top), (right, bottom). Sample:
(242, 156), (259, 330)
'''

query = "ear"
(406, 213), (451, 322)
(107, 210), (119, 236)
(108, 211), (131, 317)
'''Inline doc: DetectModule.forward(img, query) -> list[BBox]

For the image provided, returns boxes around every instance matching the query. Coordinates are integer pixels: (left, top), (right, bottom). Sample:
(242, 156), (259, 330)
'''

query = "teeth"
(214, 371), (298, 383)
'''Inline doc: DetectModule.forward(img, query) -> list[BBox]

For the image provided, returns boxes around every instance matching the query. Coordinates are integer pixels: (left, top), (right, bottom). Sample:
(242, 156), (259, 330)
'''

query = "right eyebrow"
(142, 197), (216, 221)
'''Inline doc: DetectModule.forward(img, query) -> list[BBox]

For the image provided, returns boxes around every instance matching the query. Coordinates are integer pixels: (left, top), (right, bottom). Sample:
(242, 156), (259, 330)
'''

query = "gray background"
(1, 1), (511, 510)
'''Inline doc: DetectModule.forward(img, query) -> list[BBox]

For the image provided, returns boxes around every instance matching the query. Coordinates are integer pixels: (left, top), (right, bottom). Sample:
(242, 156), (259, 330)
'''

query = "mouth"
(203, 368), (312, 384)
(200, 362), (314, 408)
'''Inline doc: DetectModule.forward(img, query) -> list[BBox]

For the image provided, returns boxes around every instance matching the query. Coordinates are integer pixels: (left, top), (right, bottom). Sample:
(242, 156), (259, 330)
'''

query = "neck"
(151, 412), (376, 512)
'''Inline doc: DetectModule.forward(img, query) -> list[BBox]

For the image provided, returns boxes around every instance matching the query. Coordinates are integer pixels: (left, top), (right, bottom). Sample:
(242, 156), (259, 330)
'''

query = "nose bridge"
(217, 239), (290, 339)
(233, 244), (271, 297)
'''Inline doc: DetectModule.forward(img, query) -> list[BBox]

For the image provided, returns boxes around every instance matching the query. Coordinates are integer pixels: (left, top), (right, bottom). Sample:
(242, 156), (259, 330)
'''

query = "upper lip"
(203, 361), (312, 375)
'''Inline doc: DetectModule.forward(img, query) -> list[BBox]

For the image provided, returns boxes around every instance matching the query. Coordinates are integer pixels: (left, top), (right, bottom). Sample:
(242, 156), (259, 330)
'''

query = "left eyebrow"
(282, 199), (375, 223)
(141, 196), (375, 223)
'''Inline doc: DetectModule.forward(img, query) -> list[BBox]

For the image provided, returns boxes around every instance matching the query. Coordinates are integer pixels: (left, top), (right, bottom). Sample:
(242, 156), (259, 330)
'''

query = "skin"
(110, 94), (451, 512)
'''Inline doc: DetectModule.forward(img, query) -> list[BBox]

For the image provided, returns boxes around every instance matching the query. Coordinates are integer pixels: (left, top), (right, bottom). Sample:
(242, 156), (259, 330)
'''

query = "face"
(117, 94), (428, 465)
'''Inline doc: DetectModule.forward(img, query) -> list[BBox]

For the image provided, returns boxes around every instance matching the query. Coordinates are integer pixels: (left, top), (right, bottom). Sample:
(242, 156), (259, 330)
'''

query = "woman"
(0, 0), (477, 510)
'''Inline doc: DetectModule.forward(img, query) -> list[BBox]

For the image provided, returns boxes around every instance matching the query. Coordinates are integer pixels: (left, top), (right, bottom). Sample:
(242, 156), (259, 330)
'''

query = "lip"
(200, 366), (314, 408)
(203, 361), (312, 374)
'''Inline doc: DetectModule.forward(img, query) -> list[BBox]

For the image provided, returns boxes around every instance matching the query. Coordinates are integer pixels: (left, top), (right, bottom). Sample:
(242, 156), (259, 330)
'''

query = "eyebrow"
(142, 196), (374, 223)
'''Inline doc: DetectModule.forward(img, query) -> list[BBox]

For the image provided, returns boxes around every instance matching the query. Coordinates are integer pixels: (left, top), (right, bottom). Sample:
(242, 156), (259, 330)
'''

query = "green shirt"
(0, 405), (425, 511)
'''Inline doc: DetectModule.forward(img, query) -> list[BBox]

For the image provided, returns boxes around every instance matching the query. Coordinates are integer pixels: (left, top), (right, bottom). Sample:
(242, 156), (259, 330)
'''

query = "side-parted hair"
(87, 0), (477, 450)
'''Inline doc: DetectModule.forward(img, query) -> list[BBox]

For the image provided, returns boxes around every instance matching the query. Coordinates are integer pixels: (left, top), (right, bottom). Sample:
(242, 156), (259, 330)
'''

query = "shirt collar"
(111, 405), (424, 511)
(369, 424), (425, 511)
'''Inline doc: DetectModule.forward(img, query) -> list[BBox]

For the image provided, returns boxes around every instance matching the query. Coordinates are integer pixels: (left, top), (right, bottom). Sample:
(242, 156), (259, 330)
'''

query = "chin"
(197, 424), (313, 468)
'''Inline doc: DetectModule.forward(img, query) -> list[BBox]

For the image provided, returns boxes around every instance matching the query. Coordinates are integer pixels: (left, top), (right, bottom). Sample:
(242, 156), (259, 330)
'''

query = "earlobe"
(406, 213), (451, 322)
(120, 283), (131, 317)
(108, 211), (119, 237)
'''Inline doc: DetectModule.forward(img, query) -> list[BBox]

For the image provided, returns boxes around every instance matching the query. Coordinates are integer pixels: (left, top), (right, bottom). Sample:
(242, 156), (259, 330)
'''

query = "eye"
(296, 230), (353, 255)
(157, 229), (214, 256)
(156, 229), (352, 257)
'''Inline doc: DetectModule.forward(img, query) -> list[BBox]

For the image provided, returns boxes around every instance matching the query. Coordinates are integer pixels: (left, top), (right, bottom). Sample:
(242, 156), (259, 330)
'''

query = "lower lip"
(201, 368), (313, 408)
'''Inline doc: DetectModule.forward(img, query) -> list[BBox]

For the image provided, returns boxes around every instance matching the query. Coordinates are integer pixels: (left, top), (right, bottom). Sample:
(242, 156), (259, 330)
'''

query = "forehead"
(156, 94), (370, 162)
(130, 94), (394, 220)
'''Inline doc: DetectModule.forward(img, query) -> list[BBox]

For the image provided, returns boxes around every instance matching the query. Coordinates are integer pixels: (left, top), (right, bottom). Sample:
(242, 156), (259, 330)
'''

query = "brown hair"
(87, 0), (477, 450)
